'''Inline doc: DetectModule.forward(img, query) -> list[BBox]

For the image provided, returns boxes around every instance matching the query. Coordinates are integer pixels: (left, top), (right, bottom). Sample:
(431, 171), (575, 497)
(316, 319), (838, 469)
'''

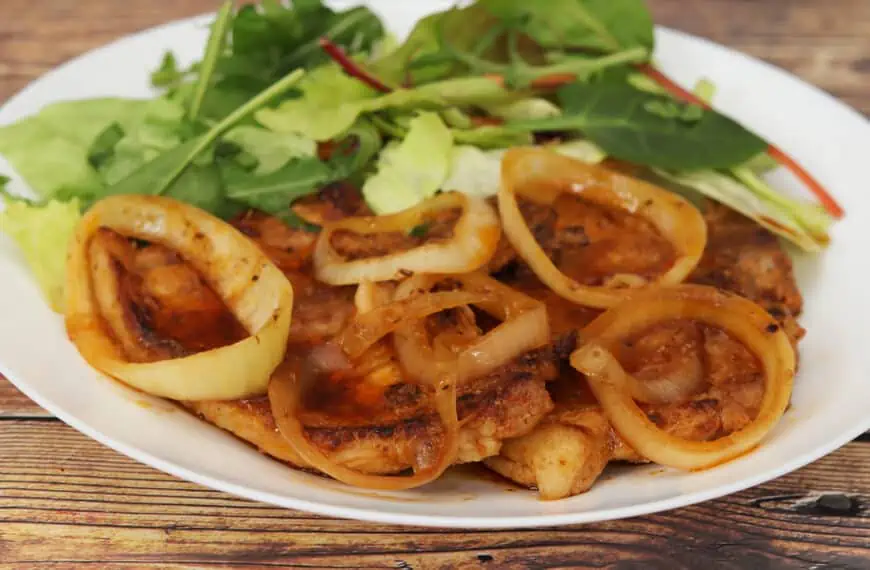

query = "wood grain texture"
(1, 0), (870, 567)
(0, 421), (869, 569)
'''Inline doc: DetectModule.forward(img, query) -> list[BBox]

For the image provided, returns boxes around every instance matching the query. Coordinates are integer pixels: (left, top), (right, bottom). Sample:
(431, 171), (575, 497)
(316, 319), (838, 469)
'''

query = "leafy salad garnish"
(0, 0), (841, 310)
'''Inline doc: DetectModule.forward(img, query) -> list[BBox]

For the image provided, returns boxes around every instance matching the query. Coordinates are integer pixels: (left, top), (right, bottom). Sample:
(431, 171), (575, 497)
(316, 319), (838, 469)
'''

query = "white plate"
(2, 1), (870, 529)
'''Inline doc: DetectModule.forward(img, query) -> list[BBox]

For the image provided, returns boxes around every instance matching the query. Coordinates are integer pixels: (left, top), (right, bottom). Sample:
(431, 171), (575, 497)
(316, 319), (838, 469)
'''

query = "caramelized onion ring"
(269, 351), (460, 490)
(65, 195), (294, 400)
(570, 285), (795, 470)
(269, 287), (488, 489)
(393, 273), (550, 386)
(313, 191), (501, 285)
(498, 148), (707, 308)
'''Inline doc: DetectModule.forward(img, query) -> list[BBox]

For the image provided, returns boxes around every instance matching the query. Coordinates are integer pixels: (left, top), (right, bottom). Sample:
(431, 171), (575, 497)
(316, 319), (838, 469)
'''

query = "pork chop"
(484, 201), (804, 498)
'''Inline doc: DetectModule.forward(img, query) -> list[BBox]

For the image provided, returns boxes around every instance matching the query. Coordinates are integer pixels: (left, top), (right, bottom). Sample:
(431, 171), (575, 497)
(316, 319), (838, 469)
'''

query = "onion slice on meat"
(393, 273), (550, 386)
(570, 285), (795, 471)
(498, 148), (707, 308)
(268, 349), (460, 490)
(65, 195), (294, 400)
(313, 191), (501, 285)
(269, 287), (491, 489)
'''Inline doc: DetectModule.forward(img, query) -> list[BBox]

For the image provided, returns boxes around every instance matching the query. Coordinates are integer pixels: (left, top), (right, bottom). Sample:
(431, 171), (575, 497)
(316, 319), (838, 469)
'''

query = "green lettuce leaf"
(441, 139), (606, 198)
(362, 112), (453, 214)
(0, 97), (188, 199)
(0, 198), (81, 312)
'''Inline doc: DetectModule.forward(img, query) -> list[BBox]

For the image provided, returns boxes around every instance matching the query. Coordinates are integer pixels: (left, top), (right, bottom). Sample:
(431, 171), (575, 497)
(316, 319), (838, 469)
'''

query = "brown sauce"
(521, 194), (677, 286)
(96, 229), (247, 360)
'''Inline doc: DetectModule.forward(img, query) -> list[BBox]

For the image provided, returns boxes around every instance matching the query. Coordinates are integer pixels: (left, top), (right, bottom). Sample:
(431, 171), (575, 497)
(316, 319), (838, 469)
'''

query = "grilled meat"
(484, 200), (804, 498)
(185, 346), (556, 474)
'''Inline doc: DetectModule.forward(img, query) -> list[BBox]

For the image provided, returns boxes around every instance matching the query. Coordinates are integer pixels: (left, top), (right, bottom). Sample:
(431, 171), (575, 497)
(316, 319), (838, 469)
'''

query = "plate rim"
(2, 11), (870, 529)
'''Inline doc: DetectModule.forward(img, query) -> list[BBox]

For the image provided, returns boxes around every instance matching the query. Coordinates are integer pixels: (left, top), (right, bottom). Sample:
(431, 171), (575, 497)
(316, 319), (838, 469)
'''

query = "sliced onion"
(65, 195), (294, 400)
(353, 280), (392, 314)
(313, 191), (501, 285)
(269, 288), (474, 489)
(393, 272), (550, 386)
(570, 285), (795, 471)
(625, 357), (705, 405)
(269, 352), (459, 490)
(333, 289), (488, 359)
(498, 148), (707, 308)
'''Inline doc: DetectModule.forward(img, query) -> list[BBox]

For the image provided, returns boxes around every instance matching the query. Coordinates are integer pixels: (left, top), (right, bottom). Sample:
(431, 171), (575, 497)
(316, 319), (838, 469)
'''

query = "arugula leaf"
(0, 198), (81, 312)
(480, 0), (654, 53)
(222, 126), (316, 175)
(158, 1), (384, 123)
(327, 119), (383, 180)
(362, 112), (453, 214)
(96, 69), (307, 210)
(279, 6), (385, 71)
(164, 163), (238, 219)
(224, 158), (332, 214)
(506, 81), (768, 170)
(188, 1), (234, 122)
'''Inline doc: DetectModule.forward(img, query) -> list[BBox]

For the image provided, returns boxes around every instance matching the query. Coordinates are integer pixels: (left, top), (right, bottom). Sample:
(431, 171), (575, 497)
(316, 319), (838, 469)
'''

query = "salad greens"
(505, 80), (769, 170)
(0, 198), (81, 311)
(363, 112), (452, 214)
(0, 0), (840, 310)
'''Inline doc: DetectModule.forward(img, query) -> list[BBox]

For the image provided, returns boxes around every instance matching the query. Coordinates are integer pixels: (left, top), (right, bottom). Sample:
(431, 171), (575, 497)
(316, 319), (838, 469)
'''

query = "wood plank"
(0, 421), (869, 568)
(0, 378), (48, 418)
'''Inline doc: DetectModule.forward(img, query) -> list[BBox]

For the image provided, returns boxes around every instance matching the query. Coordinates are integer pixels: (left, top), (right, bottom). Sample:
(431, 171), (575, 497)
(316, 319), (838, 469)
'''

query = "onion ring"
(498, 148), (707, 308)
(65, 195), (294, 400)
(269, 286), (489, 489)
(393, 273), (550, 386)
(570, 285), (795, 471)
(313, 191), (501, 285)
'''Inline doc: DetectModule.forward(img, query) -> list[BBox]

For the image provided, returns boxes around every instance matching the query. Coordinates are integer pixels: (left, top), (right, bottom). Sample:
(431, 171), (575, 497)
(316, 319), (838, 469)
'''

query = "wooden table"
(1, 1), (869, 567)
